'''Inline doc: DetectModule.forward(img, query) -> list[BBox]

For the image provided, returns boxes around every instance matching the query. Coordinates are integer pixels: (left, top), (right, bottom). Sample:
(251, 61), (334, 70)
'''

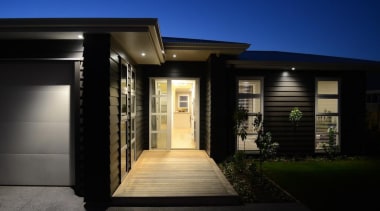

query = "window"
(315, 79), (340, 151)
(237, 79), (263, 151)
(178, 95), (189, 112)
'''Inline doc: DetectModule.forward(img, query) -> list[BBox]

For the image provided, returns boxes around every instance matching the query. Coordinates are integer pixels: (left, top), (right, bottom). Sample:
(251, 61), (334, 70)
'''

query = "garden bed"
(218, 157), (296, 203)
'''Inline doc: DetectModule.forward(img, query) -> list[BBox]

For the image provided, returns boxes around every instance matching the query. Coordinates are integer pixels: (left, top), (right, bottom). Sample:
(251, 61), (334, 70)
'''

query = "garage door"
(0, 62), (74, 186)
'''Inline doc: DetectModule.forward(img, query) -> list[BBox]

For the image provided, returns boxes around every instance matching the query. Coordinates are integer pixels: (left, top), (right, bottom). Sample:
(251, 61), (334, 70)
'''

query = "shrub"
(322, 127), (340, 159)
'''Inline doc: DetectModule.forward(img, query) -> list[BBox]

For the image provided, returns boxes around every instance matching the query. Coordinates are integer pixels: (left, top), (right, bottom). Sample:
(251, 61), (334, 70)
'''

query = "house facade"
(0, 18), (379, 206)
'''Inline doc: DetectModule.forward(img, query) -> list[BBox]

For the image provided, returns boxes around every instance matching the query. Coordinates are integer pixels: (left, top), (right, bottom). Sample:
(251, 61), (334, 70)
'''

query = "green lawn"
(262, 157), (380, 211)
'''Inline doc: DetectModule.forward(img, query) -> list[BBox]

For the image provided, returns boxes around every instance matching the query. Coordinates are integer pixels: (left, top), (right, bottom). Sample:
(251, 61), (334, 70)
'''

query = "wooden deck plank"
(112, 150), (238, 198)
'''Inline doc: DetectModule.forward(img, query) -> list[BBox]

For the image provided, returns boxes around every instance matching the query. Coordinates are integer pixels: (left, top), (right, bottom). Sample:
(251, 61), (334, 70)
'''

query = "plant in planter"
(289, 107), (303, 129)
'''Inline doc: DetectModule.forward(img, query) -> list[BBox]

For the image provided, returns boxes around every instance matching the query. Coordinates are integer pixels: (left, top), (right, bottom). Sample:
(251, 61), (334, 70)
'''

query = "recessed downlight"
(141, 52), (146, 57)
(172, 54), (177, 58)
(282, 71), (289, 77)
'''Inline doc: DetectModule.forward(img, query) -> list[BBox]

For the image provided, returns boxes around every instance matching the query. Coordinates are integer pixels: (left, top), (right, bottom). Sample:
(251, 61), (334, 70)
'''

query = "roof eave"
(0, 18), (165, 65)
(227, 60), (380, 71)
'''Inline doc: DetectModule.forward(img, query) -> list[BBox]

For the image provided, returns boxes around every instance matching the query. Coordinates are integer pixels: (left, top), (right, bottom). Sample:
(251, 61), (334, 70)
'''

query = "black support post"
(82, 34), (112, 209)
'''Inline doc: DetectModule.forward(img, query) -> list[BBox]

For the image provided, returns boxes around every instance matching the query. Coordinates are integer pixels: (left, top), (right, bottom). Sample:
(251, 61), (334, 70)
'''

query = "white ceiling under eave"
(0, 18), (165, 65)
(112, 29), (164, 65)
(163, 42), (250, 61)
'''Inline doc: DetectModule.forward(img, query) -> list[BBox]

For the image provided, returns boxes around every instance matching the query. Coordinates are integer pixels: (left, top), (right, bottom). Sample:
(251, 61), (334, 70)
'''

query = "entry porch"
(112, 150), (240, 206)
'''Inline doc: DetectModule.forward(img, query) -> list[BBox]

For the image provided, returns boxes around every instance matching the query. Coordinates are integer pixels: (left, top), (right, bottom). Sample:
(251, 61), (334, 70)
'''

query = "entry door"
(149, 78), (199, 150)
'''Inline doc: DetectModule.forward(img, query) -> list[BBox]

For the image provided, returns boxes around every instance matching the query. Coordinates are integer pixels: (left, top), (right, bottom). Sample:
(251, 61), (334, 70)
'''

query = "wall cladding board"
(234, 69), (315, 153)
(234, 68), (367, 154)
(264, 71), (315, 153)
(109, 56), (120, 194)
(135, 67), (145, 157)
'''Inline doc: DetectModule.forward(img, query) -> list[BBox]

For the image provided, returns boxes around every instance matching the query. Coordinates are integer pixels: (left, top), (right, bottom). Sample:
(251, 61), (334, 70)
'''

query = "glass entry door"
(150, 79), (169, 149)
(150, 78), (199, 150)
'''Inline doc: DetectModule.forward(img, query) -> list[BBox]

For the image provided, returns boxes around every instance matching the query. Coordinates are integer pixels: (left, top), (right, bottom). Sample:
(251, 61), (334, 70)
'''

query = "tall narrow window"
(120, 65), (128, 180)
(237, 79), (263, 151)
(150, 79), (168, 149)
(315, 80), (340, 151)
(130, 67), (136, 167)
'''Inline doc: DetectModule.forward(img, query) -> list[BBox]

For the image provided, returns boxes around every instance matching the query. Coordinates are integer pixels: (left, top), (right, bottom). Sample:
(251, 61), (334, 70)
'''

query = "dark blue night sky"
(1, 0), (380, 62)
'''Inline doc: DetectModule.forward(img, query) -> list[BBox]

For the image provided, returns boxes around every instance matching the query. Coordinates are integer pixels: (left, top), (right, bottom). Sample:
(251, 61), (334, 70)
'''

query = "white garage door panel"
(0, 154), (71, 185)
(0, 86), (69, 122)
(0, 62), (73, 186)
(0, 122), (70, 154)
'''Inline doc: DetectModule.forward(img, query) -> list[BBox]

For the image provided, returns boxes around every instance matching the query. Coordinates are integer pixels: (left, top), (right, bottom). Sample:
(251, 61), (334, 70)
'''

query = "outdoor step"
(111, 195), (242, 206)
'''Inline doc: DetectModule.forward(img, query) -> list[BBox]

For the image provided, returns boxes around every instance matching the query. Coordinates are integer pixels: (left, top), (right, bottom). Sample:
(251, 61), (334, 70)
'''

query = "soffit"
(0, 18), (164, 65)
(163, 39), (250, 61)
(227, 60), (380, 71)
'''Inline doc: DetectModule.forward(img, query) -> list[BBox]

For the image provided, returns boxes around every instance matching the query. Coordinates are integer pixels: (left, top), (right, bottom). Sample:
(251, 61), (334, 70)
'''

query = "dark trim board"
(0, 40), (83, 60)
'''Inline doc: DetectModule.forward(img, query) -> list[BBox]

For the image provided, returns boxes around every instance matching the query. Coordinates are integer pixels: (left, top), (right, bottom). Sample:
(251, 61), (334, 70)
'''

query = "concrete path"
(0, 186), (311, 211)
(0, 186), (85, 211)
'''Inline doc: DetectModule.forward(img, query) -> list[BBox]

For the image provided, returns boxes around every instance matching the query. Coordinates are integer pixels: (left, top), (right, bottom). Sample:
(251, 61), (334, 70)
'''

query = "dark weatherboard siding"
(233, 69), (317, 154)
(135, 67), (145, 157)
(109, 51), (121, 194)
(232, 68), (367, 155)
(263, 71), (315, 154)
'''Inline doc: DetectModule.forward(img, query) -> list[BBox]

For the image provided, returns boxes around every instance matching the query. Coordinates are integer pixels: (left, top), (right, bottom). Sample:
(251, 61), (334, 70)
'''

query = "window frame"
(178, 94), (189, 112)
(315, 78), (341, 152)
(236, 77), (264, 153)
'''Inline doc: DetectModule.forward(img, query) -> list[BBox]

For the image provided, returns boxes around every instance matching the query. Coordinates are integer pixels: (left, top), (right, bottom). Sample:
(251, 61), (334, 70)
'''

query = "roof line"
(162, 36), (250, 51)
(0, 18), (160, 32)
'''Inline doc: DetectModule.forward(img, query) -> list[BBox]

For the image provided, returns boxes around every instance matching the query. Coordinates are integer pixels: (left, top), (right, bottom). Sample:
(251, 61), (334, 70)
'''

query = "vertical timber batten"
(209, 54), (230, 162)
(341, 71), (366, 154)
(82, 34), (112, 208)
